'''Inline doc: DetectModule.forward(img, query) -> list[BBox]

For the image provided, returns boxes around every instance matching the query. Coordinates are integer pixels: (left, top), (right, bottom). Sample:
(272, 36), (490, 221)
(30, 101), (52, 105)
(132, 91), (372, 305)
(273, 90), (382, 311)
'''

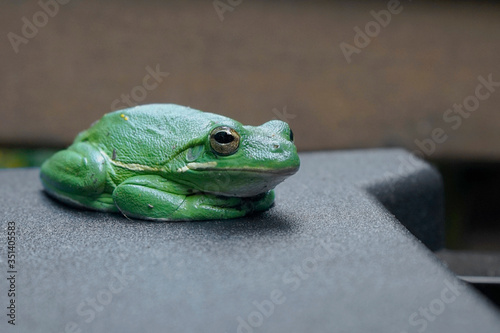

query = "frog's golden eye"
(210, 126), (240, 156)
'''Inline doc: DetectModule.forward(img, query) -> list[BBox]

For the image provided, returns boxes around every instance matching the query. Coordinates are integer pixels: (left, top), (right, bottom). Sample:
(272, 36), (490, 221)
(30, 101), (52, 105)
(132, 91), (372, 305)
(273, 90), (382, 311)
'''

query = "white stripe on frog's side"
(108, 159), (162, 172)
(95, 146), (162, 172)
(100, 146), (216, 173)
(177, 162), (218, 173)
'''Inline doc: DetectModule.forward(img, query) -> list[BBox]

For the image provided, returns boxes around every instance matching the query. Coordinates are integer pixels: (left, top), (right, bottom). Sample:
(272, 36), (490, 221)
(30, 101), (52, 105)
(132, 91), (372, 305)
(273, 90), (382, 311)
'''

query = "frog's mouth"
(177, 162), (298, 176)
(176, 162), (299, 197)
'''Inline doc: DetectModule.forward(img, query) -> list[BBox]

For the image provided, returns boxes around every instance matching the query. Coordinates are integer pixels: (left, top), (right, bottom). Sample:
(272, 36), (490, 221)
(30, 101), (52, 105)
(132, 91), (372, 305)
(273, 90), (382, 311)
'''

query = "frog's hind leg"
(112, 175), (274, 221)
(40, 142), (117, 212)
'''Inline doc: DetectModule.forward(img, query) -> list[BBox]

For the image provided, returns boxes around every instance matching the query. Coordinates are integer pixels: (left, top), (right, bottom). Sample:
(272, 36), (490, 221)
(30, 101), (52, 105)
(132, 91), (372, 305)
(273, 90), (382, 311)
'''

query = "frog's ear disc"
(209, 126), (240, 156)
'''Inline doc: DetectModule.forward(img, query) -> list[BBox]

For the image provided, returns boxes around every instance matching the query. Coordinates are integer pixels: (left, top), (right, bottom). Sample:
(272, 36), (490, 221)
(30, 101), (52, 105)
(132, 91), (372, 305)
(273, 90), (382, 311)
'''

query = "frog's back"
(76, 104), (238, 166)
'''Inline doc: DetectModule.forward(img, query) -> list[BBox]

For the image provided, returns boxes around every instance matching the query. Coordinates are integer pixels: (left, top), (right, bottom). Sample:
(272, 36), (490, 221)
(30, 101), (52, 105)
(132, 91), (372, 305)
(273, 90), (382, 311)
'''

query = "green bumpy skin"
(40, 104), (300, 221)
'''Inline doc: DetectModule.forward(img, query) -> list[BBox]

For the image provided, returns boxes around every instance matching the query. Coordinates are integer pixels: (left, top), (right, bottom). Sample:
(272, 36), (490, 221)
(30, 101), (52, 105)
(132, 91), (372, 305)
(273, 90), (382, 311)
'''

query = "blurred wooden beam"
(1, 0), (499, 160)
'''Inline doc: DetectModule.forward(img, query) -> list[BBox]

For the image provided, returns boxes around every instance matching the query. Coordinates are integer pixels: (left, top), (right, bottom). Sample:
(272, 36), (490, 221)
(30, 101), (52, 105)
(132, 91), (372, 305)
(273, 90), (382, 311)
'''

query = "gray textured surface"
(1, 149), (499, 333)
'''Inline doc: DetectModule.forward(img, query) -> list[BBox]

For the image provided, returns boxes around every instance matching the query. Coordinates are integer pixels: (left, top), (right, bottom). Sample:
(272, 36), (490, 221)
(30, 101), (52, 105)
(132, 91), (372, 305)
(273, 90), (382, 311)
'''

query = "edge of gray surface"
(0, 149), (499, 333)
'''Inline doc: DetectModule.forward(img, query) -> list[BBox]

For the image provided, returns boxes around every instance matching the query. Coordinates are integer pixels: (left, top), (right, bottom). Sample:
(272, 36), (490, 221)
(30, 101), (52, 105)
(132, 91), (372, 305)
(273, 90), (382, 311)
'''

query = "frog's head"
(172, 119), (300, 197)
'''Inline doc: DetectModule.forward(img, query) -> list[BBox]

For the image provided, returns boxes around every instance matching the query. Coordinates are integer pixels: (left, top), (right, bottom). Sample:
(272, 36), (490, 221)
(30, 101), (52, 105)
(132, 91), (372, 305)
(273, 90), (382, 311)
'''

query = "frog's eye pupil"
(214, 131), (234, 144)
(210, 126), (240, 156)
(289, 129), (294, 142)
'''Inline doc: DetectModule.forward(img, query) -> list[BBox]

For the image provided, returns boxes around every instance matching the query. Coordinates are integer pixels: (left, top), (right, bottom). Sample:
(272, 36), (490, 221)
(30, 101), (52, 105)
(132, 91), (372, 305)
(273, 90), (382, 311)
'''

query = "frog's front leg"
(40, 142), (116, 212)
(113, 175), (275, 221)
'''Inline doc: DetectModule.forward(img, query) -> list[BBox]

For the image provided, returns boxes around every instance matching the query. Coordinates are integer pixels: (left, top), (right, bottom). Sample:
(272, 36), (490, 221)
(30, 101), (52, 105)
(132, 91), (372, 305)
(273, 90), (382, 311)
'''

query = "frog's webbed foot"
(40, 142), (116, 212)
(112, 175), (275, 221)
(174, 190), (275, 221)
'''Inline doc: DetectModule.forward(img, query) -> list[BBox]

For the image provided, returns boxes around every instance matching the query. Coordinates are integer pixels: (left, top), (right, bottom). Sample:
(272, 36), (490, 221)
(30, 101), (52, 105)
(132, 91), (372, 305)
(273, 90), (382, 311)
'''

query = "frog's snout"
(259, 120), (294, 142)
(257, 120), (300, 172)
(267, 140), (300, 174)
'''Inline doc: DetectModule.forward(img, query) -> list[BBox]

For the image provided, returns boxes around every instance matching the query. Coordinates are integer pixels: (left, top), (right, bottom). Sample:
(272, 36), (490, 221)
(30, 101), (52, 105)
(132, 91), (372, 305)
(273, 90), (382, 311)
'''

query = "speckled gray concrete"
(1, 149), (499, 333)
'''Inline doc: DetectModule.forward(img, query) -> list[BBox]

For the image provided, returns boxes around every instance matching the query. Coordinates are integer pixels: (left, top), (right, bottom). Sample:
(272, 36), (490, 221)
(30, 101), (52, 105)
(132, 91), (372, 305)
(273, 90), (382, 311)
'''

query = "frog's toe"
(247, 190), (275, 213)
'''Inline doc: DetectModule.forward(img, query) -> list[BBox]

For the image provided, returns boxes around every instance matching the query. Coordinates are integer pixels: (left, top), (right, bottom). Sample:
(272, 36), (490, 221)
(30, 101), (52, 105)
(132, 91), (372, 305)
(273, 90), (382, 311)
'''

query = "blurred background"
(1, 0), (499, 254)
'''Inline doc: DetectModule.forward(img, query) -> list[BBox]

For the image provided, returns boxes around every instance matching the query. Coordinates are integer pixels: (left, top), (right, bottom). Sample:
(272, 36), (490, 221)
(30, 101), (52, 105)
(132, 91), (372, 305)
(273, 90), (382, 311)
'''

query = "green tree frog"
(40, 104), (300, 221)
